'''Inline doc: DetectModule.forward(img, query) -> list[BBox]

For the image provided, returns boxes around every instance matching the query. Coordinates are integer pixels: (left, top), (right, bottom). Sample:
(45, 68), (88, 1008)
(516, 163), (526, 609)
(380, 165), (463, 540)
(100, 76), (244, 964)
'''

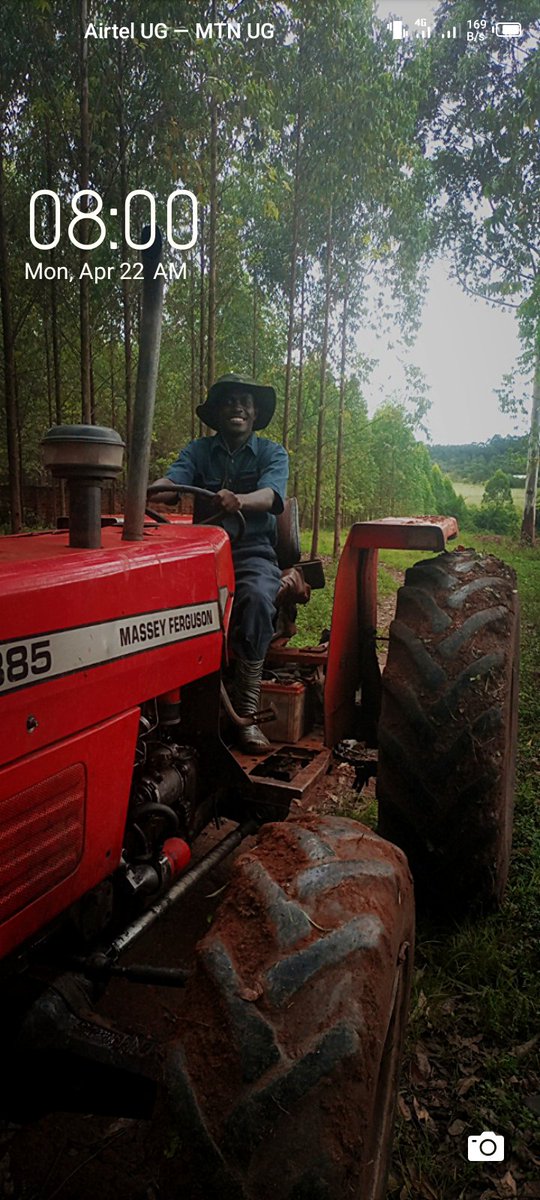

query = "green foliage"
(482, 469), (513, 505)
(430, 463), (467, 522)
(430, 435), (529, 484)
(465, 469), (521, 534)
(426, 1), (540, 535)
(0, 0), (533, 542)
(465, 500), (520, 537)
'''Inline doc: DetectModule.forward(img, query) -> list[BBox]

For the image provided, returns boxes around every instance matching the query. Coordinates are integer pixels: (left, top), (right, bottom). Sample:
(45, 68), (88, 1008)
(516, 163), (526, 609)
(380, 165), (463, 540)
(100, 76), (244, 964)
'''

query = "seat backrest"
(275, 497), (301, 569)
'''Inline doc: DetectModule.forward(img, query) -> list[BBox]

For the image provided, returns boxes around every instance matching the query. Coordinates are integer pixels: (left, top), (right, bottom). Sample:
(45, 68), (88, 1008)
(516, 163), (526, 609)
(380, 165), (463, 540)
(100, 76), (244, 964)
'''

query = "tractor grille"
(0, 764), (85, 924)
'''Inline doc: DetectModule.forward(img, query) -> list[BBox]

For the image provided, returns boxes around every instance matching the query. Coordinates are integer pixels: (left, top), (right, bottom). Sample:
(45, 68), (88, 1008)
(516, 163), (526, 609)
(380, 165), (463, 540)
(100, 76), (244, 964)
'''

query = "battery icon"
(391, 19), (403, 39)
(495, 21), (522, 37)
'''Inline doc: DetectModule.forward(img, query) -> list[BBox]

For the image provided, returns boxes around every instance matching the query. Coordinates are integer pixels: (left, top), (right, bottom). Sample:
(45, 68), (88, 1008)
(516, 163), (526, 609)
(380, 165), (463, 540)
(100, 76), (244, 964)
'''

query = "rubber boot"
(235, 658), (271, 754)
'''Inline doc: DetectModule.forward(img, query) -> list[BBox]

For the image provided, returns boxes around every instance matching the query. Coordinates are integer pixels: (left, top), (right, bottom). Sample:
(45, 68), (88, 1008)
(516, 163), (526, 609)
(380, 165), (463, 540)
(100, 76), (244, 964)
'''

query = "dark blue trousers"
(229, 540), (282, 662)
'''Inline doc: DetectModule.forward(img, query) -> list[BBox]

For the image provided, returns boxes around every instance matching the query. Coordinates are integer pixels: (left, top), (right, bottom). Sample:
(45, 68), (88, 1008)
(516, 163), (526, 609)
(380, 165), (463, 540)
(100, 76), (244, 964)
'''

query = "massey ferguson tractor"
(0, 238), (519, 1200)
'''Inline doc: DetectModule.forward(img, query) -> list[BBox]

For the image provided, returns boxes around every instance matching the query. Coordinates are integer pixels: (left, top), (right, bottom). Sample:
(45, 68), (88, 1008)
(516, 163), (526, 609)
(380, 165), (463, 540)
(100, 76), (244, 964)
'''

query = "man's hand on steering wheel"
(145, 482), (246, 541)
(213, 488), (242, 514)
(146, 478), (178, 505)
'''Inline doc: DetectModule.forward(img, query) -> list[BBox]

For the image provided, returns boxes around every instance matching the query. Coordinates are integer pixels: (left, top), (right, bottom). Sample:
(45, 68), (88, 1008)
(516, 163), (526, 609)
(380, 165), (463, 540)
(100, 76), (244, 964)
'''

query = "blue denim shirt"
(167, 433), (289, 545)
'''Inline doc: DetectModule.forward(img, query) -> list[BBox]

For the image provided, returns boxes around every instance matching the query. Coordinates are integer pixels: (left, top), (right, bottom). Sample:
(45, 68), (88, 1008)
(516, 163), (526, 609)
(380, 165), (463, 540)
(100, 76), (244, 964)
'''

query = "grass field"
(449, 479), (526, 509)
(296, 528), (540, 1199)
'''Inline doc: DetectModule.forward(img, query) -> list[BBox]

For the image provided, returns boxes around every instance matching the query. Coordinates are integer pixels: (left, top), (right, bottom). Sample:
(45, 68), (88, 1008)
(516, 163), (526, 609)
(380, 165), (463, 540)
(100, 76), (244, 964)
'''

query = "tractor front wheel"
(163, 815), (414, 1200)
(377, 548), (519, 914)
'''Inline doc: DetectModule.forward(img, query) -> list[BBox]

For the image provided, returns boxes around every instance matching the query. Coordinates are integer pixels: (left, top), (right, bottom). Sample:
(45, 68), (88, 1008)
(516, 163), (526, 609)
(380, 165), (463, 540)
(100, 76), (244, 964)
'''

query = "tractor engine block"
(122, 708), (199, 898)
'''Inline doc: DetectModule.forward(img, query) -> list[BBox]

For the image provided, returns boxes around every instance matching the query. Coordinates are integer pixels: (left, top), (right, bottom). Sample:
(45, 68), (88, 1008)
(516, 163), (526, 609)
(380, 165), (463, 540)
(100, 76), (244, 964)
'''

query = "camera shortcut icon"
(468, 1132), (505, 1162)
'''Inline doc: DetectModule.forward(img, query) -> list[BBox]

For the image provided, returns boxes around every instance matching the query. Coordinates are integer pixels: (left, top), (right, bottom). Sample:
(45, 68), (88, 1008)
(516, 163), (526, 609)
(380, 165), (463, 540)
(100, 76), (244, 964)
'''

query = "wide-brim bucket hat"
(196, 373), (276, 431)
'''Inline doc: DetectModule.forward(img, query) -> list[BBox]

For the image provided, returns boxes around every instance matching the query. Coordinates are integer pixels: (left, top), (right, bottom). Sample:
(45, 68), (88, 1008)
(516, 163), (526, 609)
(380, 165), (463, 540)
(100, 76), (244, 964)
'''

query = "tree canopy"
(0, 1), (537, 543)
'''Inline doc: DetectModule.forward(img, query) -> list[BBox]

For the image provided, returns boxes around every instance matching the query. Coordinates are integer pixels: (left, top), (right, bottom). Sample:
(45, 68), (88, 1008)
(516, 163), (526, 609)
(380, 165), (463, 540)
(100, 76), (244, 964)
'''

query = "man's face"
(217, 389), (258, 441)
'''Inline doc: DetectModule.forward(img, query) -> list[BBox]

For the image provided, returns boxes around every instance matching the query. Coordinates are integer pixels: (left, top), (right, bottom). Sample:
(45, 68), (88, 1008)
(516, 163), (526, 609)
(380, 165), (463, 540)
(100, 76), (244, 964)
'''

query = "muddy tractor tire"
(164, 815), (414, 1200)
(377, 549), (519, 914)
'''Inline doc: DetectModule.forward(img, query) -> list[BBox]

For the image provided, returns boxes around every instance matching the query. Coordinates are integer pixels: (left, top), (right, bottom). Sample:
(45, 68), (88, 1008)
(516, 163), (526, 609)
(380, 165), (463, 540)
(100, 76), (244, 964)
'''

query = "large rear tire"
(377, 548), (519, 914)
(164, 815), (414, 1200)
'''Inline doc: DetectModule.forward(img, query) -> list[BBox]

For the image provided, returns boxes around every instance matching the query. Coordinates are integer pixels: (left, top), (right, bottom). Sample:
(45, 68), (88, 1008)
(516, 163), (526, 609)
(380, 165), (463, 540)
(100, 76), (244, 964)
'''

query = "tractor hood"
(0, 522), (234, 770)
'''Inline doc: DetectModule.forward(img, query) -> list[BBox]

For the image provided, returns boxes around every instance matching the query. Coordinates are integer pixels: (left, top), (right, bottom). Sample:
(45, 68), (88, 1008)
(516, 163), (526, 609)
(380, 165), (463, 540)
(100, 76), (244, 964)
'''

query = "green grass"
(296, 528), (540, 1197)
(450, 479), (525, 508)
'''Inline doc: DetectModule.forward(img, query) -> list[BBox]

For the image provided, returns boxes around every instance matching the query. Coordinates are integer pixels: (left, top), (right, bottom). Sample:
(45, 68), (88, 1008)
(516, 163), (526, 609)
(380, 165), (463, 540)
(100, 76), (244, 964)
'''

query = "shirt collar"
(211, 432), (258, 457)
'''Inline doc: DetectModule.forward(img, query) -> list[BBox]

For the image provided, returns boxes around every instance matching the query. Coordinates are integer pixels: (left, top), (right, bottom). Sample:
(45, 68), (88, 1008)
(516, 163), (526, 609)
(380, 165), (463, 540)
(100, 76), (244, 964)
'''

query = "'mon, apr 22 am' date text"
(25, 261), (187, 283)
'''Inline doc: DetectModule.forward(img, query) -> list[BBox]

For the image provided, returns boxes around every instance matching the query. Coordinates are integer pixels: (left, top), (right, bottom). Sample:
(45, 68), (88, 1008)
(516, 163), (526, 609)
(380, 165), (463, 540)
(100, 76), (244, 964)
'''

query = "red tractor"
(0, 242), (519, 1199)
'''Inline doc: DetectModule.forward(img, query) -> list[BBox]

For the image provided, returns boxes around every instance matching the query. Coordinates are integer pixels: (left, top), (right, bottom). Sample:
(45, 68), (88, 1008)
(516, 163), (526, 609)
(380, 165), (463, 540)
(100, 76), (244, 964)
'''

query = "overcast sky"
(370, 0), (529, 445)
(361, 260), (527, 445)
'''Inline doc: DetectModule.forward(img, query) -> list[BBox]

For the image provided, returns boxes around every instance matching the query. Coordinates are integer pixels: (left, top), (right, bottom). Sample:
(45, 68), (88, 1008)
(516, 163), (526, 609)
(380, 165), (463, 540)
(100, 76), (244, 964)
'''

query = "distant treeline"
(429, 436), (528, 485)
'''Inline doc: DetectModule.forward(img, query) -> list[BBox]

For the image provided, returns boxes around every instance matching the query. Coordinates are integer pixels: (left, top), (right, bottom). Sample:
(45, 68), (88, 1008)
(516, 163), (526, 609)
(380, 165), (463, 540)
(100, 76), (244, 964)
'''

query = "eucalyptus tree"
(427, 0), (540, 540)
(192, 0), (290, 395)
(0, 1), (34, 529)
(94, 0), (202, 443)
(303, 0), (432, 554)
(0, 0), (79, 522)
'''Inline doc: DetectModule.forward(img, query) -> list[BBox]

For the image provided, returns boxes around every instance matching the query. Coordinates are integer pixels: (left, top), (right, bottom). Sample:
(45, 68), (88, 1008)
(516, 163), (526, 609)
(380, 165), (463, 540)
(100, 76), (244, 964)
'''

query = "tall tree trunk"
(521, 335), (540, 544)
(118, 43), (133, 451)
(51, 278), (61, 422)
(109, 327), (117, 509)
(79, 0), (91, 423)
(252, 272), (258, 378)
(206, 0), (218, 390)
(190, 254), (197, 439)
(0, 131), (23, 532)
(44, 324), (58, 523)
(310, 205), (333, 559)
(293, 255), (306, 500)
(44, 321), (53, 426)
(15, 368), (23, 512)
(45, 120), (62, 427)
(89, 339), (96, 424)
(282, 103), (302, 450)
(109, 324), (116, 430)
(333, 283), (349, 557)
(198, 204), (206, 434)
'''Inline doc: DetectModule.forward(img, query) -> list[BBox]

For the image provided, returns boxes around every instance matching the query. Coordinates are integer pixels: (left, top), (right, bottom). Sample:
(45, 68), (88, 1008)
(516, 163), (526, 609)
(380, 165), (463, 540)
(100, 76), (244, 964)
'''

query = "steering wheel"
(146, 483), (246, 542)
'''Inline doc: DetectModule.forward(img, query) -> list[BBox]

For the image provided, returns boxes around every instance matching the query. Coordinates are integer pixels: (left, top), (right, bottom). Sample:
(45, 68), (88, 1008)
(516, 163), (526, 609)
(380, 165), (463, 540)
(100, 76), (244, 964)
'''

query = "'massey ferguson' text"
(119, 609), (215, 647)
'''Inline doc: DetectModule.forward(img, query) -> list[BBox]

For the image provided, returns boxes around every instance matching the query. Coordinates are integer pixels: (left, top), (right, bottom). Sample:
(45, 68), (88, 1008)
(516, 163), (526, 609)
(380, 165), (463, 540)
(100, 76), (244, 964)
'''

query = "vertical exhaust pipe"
(122, 228), (164, 542)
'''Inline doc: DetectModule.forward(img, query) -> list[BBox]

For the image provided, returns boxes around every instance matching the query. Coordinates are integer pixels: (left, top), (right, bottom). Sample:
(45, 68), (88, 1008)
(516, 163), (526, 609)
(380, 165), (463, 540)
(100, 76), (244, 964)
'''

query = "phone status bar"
(386, 17), (523, 42)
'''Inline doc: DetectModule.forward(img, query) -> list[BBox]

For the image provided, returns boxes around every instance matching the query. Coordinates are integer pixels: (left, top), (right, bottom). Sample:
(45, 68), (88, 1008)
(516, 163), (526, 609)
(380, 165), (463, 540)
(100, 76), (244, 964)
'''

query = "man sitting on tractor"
(151, 373), (289, 754)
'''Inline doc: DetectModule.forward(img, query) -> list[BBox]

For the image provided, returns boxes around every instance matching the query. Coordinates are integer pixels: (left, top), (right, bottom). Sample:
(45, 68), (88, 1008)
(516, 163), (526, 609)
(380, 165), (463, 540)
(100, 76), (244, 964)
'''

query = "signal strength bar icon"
(442, 24), (460, 37)
(386, 19), (432, 40)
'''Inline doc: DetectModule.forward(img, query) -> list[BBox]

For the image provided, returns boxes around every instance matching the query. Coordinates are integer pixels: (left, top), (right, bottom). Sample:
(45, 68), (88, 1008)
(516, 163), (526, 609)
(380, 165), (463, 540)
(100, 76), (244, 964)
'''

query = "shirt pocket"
(233, 471), (259, 494)
(194, 472), (220, 492)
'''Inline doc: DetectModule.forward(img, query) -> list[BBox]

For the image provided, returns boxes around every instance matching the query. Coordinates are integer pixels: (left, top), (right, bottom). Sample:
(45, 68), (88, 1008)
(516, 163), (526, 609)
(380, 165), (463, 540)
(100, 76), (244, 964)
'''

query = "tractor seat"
(275, 498), (325, 605)
(276, 496), (302, 571)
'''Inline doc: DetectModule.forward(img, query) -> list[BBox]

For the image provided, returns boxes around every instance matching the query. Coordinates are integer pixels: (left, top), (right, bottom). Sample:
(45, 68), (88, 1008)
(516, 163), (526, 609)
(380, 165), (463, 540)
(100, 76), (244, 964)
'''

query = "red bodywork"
(0, 522), (234, 958)
(0, 511), (457, 961)
(324, 517), (458, 746)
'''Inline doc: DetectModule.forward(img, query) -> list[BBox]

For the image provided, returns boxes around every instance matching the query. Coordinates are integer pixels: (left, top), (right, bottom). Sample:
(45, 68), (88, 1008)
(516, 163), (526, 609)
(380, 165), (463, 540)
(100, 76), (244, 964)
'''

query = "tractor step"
(231, 733), (331, 808)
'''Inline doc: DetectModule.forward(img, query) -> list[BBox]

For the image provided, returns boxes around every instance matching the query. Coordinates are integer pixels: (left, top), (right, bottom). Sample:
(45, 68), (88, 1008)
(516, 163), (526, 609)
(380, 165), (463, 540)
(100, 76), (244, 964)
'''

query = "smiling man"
(150, 373), (289, 753)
